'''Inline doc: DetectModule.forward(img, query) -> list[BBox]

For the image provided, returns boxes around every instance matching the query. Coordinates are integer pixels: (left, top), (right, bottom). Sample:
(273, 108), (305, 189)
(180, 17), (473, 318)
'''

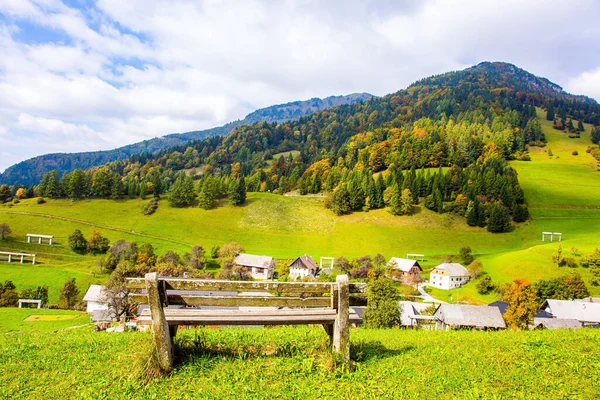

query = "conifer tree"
(331, 184), (351, 215)
(231, 176), (246, 206)
(546, 104), (555, 121)
(487, 202), (511, 233)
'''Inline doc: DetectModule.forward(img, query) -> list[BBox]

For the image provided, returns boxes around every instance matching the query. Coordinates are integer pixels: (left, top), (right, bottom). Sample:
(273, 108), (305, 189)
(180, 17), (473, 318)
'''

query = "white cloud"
(566, 67), (600, 101)
(0, 0), (600, 173)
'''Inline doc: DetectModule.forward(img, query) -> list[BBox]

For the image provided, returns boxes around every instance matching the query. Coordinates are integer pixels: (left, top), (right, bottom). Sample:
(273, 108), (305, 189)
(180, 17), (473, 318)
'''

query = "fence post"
(145, 272), (174, 372)
(333, 274), (350, 363)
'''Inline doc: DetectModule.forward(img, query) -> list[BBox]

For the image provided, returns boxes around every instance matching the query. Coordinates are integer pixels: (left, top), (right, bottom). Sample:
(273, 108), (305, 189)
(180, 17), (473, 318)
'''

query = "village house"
(288, 255), (319, 280)
(82, 285), (109, 314)
(429, 263), (470, 290)
(540, 299), (600, 327)
(434, 304), (506, 330)
(387, 257), (423, 283)
(233, 253), (274, 280)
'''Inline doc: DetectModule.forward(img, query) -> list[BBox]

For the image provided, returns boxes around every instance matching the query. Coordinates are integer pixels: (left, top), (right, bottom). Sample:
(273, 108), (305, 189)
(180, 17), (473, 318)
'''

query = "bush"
(467, 260), (484, 280)
(476, 275), (496, 295)
(37, 197), (46, 204)
(572, 150), (579, 156)
(142, 198), (159, 215)
(459, 247), (474, 265)
(68, 229), (88, 254)
(363, 277), (400, 328)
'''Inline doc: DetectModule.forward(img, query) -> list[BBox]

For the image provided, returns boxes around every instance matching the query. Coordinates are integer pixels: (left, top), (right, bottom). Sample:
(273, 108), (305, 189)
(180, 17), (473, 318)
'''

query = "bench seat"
(136, 307), (361, 326)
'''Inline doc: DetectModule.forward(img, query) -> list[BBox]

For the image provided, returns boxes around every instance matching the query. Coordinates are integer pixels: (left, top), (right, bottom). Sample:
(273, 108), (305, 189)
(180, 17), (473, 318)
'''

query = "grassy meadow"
(0, 326), (599, 399)
(1, 108), (600, 305)
(0, 308), (90, 334)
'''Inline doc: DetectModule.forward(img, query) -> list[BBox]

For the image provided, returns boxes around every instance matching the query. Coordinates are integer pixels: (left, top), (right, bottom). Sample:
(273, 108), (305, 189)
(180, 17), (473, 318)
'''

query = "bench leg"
(322, 324), (334, 346)
(333, 275), (350, 363)
(146, 272), (174, 372)
(169, 325), (178, 339)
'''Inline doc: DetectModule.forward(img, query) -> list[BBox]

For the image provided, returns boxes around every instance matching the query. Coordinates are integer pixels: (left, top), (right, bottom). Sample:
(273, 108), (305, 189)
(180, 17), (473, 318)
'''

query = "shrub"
(87, 230), (110, 254)
(142, 198), (159, 215)
(467, 260), (484, 280)
(37, 197), (46, 204)
(572, 150), (579, 156)
(459, 247), (475, 265)
(363, 277), (400, 328)
(476, 275), (496, 295)
(68, 229), (88, 253)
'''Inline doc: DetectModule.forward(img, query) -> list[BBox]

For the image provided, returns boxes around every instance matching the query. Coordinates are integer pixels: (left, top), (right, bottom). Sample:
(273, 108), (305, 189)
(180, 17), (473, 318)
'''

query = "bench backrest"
(126, 273), (366, 308)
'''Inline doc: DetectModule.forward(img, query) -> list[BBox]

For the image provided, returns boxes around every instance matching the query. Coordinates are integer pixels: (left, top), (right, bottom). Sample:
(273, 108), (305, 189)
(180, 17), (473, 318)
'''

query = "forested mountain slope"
(0, 93), (373, 186)
(13, 62), (600, 231)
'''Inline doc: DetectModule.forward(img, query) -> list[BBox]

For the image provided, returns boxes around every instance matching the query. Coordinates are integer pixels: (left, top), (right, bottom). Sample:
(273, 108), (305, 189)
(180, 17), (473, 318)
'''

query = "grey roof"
(489, 301), (552, 318)
(435, 304), (506, 329)
(399, 301), (434, 326)
(290, 255), (318, 271)
(388, 258), (422, 273)
(83, 285), (107, 302)
(234, 253), (274, 269)
(431, 263), (470, 277)
(541, 299), (600, 323)
(532, 318), (582, 330)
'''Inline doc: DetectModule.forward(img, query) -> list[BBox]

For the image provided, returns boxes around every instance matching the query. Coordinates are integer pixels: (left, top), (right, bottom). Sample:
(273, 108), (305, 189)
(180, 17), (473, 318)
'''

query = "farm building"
(434, 304), (506, 330)
(532, 318), (581, 330)
(82, 285), (109, 314)
(540, 299), (600, 327)
(399, 301), (436, 328)
(234, 253), (274, 280)
(387, 257), (423, 283)
(288, 255), (319, 280)
(429, 263), (470, 290)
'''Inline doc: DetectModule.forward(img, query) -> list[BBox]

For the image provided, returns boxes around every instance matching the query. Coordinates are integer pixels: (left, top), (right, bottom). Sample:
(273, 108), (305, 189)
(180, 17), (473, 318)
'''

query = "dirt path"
(0, 210), (191, 247)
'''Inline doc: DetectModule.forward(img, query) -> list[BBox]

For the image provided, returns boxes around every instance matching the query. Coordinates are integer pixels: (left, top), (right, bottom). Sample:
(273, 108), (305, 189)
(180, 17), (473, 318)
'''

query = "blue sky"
(1, 0), (600, 172)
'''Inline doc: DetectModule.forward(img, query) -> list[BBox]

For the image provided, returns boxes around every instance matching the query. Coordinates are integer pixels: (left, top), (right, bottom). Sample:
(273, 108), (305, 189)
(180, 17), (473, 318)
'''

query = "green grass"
(0, 326), (599, 398)
(0, 308), (90, 334)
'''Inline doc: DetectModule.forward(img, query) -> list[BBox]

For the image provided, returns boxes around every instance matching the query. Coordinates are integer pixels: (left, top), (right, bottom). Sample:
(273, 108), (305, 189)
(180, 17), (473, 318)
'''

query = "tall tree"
(59, 278), (80, 309)
(331, 184), (352, 215)
(503, 279), (539, 330)
(230, 176), (246, 206)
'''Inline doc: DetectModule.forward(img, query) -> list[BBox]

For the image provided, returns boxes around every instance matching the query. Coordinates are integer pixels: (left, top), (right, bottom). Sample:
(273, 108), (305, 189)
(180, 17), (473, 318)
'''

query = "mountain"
(0, 93), (374, 186)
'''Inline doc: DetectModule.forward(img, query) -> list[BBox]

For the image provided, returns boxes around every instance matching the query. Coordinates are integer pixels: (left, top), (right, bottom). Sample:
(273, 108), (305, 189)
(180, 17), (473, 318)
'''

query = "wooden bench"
(126, 273), (366, 372)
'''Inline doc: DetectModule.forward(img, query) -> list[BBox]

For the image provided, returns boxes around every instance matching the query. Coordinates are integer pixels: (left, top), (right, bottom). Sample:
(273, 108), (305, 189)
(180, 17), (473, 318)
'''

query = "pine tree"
(577, 120), (584, 132)
(466, 198), (485, 227)
(331, 184), (351, 215)
(231, 176), (246, 206)
(198, 189), (214, 210)
(546, 105), (555, 121)
(372, 174), (385, 209)
(592, 127), (600, 144)
(389, 184), (402, 215)
(487, 202), (512, 233)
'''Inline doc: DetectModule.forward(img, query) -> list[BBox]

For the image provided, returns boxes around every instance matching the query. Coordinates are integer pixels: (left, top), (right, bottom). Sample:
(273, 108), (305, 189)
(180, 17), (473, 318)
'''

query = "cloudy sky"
(1, 0), (600, 172)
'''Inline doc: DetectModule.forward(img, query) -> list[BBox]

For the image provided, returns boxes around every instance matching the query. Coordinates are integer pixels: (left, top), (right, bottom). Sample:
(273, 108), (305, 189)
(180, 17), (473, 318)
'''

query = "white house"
(429, 263), (470, 290)
(288, 255), (319, 280)
(82, 285), (109, 314)
(233, 253), (275, 280)
(387, 257), (423, 283)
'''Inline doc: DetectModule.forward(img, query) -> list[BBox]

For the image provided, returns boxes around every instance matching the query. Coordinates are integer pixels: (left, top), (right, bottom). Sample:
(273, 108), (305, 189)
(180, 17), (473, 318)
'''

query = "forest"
(4, 62), (600, 232)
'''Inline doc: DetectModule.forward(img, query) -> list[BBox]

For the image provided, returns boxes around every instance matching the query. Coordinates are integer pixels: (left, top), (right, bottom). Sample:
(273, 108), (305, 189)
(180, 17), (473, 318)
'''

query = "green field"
(1, 108), (599, 304)
(0, 326), (598, 399)
(0, 308), (90, 334)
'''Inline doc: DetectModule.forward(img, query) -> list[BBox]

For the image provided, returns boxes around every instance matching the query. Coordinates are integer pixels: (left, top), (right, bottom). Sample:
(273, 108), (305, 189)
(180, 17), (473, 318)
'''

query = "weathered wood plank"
(135, 310), (360, 326)
(145, 272), (174, 372)
(130, 294), (331, 307)
(126, 278), (367, 294)
(140, 308), (338, 317)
